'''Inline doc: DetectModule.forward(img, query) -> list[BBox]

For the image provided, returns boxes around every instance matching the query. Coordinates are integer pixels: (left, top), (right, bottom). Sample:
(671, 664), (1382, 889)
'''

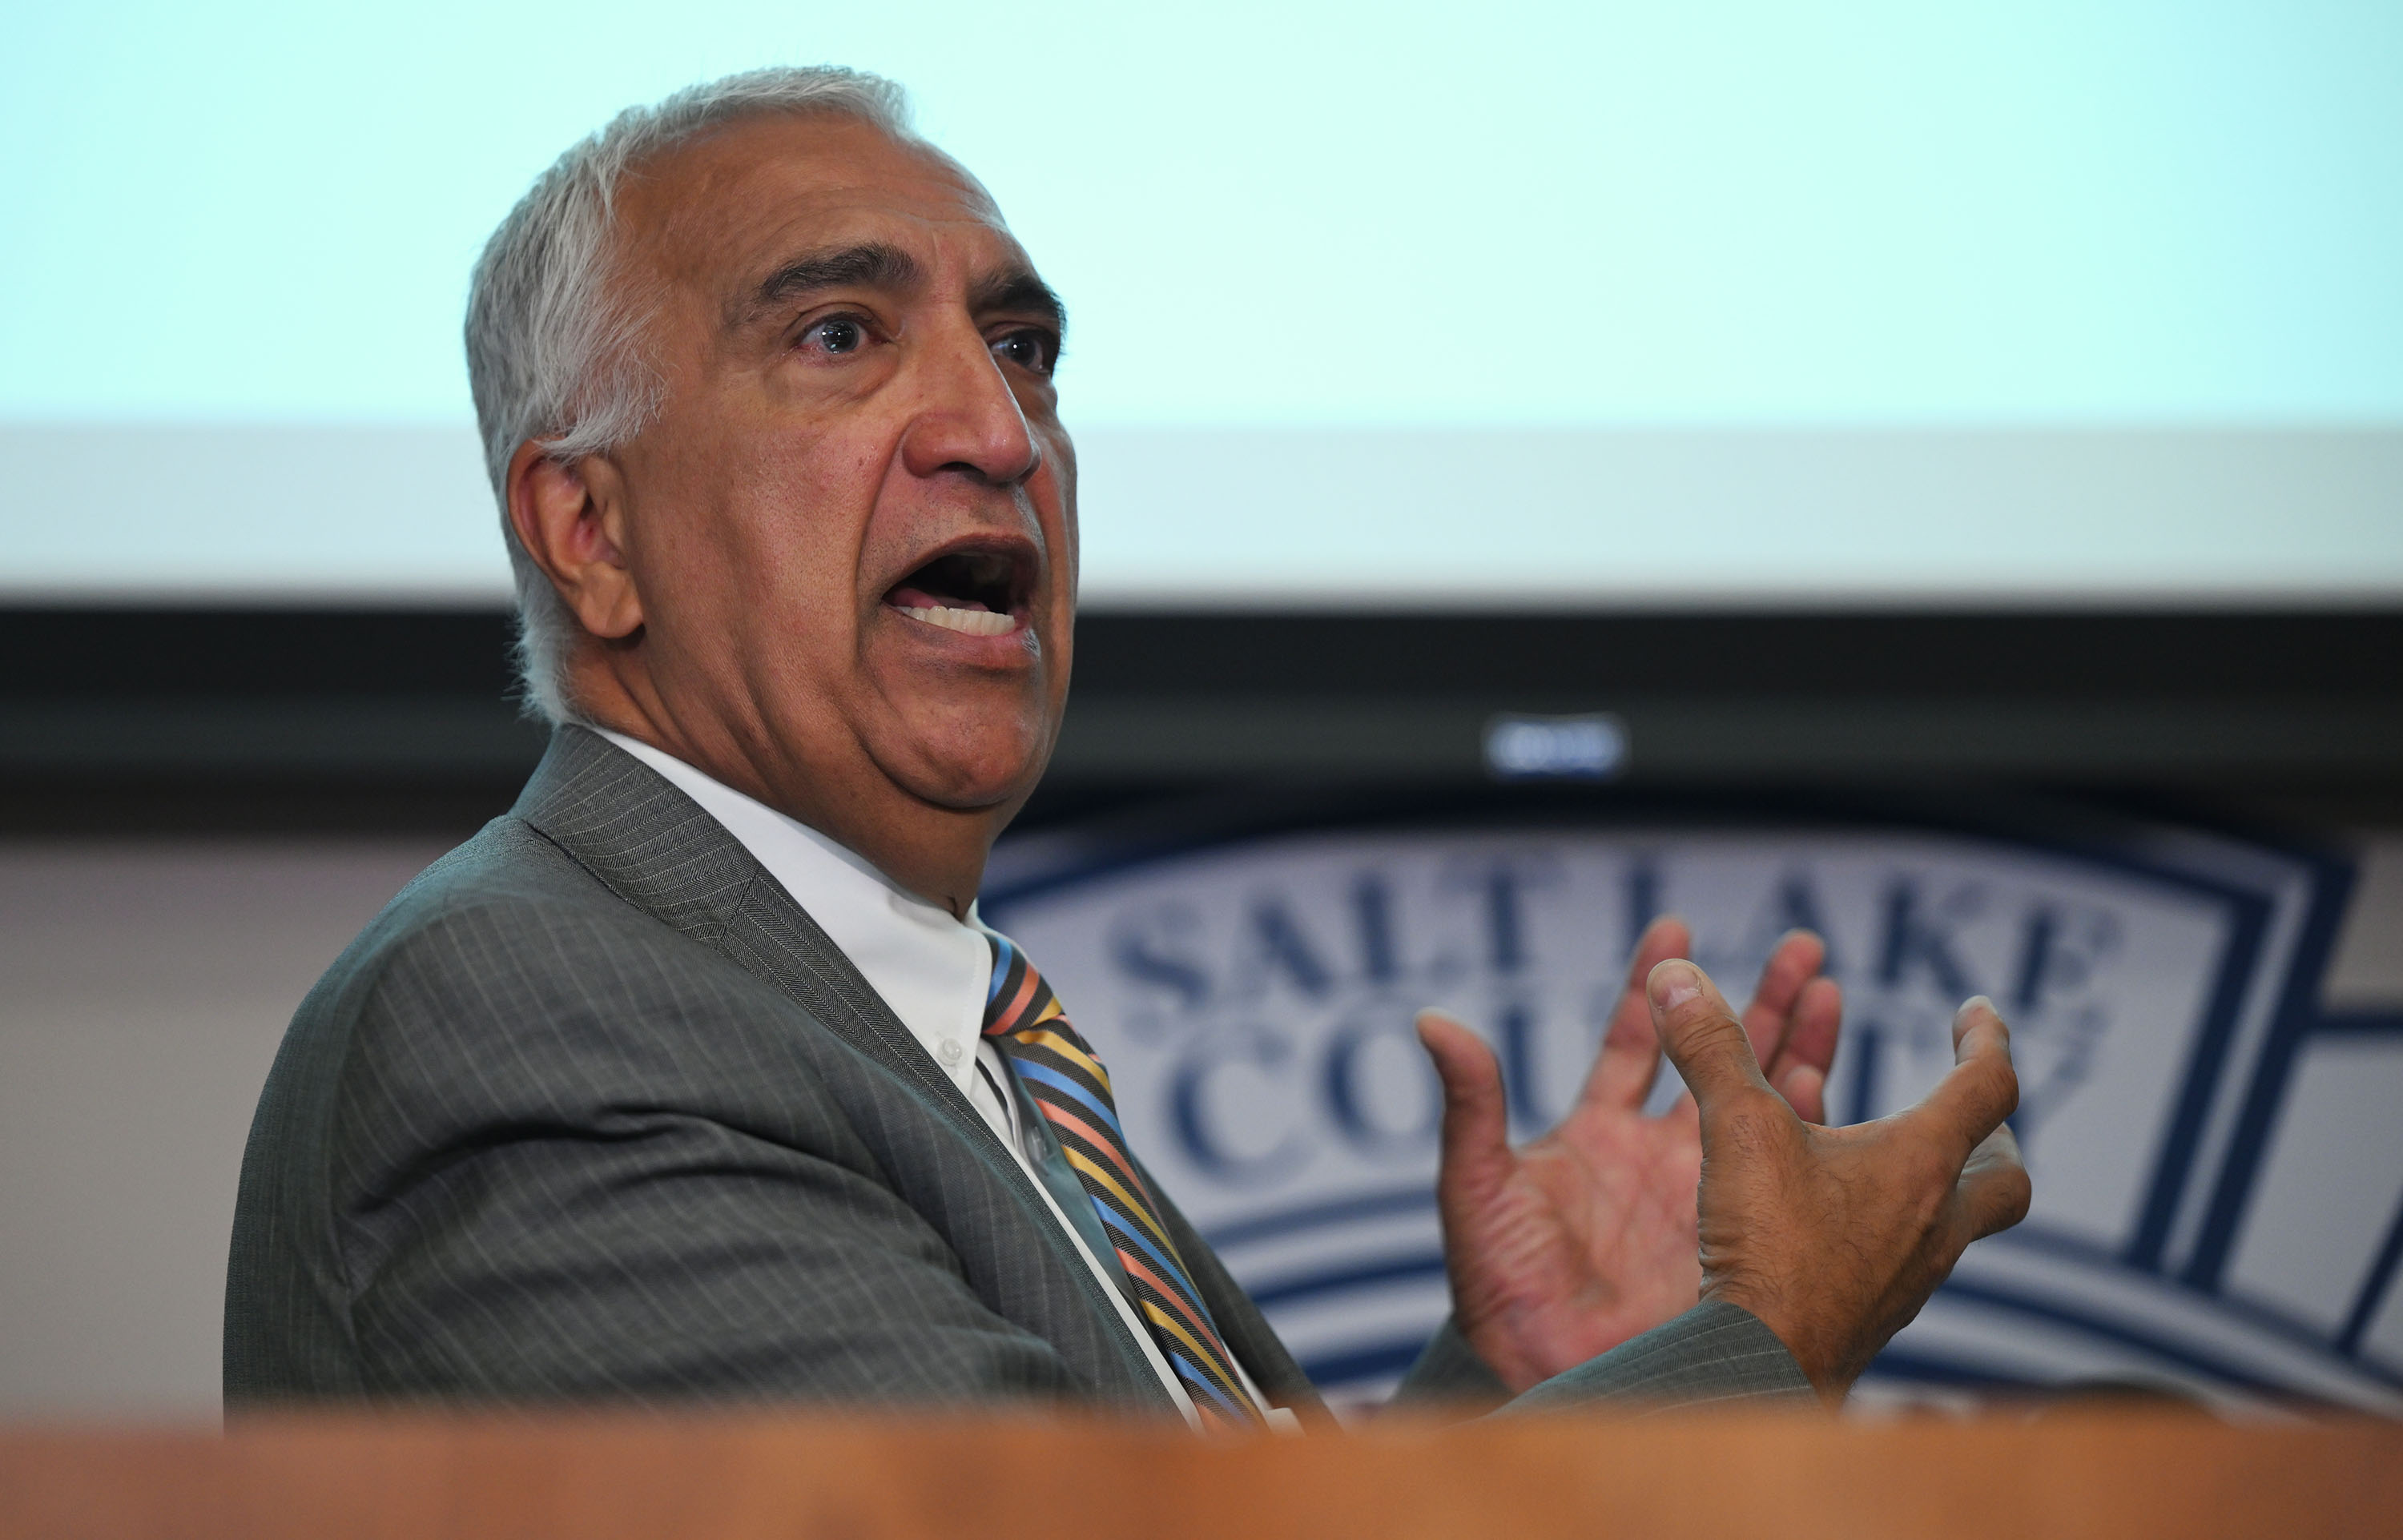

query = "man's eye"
(992, 329), (1056, 376)
(802, 316), (867, 356)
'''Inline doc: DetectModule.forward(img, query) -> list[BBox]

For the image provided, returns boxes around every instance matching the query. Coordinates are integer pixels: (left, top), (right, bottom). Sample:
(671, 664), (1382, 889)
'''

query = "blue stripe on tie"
(985, 935), (1015, 1003)
(1011, 1058), (1126, 1140)
(1173, 1355), (1250, 1418)
(1096, 1202), (1209, 1315)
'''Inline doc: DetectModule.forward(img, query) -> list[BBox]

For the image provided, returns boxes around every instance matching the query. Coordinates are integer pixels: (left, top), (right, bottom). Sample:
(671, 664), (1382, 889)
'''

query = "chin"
(882, 724), (1053, 813)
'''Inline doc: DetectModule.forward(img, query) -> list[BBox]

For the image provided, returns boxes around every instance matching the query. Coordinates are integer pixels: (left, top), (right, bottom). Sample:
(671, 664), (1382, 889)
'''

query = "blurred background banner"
(984, 800), (2403, 1413)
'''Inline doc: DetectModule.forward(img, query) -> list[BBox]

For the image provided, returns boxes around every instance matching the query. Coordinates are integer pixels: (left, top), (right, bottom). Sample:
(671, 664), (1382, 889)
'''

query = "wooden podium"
(4, 1410), (2397, 1538)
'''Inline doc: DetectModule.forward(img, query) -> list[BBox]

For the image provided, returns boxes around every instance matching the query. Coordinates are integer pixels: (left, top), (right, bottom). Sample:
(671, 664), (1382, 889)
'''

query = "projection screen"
(4, 1), (2397, 607)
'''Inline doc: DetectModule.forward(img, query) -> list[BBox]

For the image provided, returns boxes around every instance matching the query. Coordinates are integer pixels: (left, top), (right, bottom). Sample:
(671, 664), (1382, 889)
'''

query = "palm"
(1417, 919), (1842, 1393)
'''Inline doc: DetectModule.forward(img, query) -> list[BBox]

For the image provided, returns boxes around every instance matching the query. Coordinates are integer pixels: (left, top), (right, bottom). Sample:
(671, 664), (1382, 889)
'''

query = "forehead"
(616, 113), (1024, 304)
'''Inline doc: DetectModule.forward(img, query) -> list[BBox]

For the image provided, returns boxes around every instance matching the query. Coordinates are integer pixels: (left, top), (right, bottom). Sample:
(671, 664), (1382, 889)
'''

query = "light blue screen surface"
(3, 2), (2399, 601)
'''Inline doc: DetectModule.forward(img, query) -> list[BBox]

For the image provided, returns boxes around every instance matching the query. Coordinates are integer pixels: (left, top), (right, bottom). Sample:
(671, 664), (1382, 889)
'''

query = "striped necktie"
(980, 931), (1266, 1430)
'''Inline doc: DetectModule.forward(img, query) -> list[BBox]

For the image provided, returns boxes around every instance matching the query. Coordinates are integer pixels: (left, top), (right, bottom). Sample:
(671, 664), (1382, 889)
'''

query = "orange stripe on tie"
(1037, 1104), (1146, 1190)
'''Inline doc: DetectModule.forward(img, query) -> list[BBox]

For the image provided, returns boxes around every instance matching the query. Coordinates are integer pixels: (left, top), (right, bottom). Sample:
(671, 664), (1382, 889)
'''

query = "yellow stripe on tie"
(1064, 1147), (1177, 1253)
(1008, 1031), (1117, 1103)
(1012, 1027), (1113, 1090)
(1028, 1027), (1113, 1098)
(1141, 1300), (1245, 1401)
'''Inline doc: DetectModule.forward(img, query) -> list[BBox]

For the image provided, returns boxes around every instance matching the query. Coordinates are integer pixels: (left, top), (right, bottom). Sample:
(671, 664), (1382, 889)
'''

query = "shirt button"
(938, 1038), (964, 1066)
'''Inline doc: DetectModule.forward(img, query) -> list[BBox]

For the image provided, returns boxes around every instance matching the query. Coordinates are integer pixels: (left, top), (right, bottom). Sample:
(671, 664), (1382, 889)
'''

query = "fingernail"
(1652, 959), (1701, 1011)
(1956, 995), (1994, 1023)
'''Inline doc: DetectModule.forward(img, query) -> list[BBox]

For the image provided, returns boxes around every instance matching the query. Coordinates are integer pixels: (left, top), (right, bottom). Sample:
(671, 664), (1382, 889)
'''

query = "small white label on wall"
(1483, 714), (1628, 781)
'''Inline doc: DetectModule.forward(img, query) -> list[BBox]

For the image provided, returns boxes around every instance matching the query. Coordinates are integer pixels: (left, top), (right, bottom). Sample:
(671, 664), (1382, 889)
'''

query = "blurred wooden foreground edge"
(3, 1410), (2398, 1540)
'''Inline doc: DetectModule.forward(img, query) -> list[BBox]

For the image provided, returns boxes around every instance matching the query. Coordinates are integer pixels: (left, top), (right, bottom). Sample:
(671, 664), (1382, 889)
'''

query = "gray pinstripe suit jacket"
(225, 726), (1811, 1417)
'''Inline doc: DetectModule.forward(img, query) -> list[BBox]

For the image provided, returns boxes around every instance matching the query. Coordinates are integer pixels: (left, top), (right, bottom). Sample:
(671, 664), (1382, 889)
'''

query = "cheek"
(726, 436), (884, 608)
(1034, 435), (1079, 572)
(626, 451), (871, 706)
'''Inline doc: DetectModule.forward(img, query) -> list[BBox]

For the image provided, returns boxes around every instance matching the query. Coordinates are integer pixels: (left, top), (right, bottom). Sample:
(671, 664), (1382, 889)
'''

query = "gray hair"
(465, 66), (918, 722)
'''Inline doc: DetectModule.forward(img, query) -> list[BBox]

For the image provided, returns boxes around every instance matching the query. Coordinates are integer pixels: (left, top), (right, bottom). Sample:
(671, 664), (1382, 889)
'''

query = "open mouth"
(884, 546), (1031, 638)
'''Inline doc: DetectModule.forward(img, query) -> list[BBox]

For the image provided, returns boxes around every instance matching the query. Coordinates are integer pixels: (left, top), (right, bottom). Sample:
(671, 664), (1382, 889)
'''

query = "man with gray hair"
(227, 66), (2028, 1425)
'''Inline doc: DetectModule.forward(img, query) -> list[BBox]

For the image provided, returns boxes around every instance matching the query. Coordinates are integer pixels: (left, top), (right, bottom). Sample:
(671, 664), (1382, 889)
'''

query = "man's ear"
(505, 440), (644, 641)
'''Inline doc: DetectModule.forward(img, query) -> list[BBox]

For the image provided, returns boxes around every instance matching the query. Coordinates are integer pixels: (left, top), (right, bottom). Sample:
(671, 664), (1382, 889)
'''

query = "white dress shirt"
(595, 730), (1281, 1428)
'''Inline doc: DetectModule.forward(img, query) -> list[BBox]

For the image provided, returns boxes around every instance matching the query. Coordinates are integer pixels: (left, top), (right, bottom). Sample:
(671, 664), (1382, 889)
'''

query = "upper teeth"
(900, 605), (1016, 637)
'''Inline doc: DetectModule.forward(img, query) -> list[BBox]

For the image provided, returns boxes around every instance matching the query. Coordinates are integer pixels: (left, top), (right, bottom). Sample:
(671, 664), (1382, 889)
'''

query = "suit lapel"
(512, 726), (1172, 1408)
(513, 726), (962, 1112)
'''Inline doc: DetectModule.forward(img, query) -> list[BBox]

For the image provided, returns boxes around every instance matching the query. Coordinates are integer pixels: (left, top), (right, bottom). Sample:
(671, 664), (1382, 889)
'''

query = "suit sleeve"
(298, 899), (1125, 1408)
(1390, 1303), (1815, 1418)
(1495, 1300), (1817, 1412)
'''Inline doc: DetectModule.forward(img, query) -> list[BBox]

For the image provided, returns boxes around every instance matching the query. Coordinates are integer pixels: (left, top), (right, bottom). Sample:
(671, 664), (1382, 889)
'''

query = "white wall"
(0, 839), (452, 1420)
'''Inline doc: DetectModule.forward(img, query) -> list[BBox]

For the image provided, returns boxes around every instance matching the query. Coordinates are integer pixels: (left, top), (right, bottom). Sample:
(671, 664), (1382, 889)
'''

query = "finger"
(1581, 915), (1692, 1110)
(1648, 959), (1779, 1116)
(1740, 929), (1825, 1066)
(1910, 997), (2021, 1168)
(1416, 1011), (1514, 1205)
(1761, 976), (1842, 1121)
(1776, 1064), (1827, 1124)
(1956, 1124), (2031, 1241)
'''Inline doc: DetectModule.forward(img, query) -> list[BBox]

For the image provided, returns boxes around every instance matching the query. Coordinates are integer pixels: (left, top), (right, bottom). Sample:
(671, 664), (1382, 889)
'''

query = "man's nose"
(898, 322), (1041, 488)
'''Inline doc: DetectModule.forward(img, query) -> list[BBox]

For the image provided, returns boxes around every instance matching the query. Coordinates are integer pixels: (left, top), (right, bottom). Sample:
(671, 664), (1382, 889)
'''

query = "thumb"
(1417, 1010), (1511, 1204)
(1649, 959), (1776, 1114)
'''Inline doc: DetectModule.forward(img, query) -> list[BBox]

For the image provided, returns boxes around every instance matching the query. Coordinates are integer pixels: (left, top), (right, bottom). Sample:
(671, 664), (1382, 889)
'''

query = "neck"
(570, 673), (1009, 920)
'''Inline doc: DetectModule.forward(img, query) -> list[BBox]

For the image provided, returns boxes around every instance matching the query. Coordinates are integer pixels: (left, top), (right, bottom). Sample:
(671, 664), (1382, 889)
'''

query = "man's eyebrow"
(970, 268), (1068, 339)
(746, 242), (922, 318)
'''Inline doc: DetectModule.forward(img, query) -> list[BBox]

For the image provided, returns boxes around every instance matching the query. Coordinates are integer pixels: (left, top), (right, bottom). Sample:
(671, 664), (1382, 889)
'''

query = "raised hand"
(1651, 958), (2031, 1399)
(1416, 916), (1843, 1393)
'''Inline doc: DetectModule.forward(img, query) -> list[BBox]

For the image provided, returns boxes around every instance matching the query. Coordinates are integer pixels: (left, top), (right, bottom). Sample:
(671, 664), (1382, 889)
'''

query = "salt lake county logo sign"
(982, 804), (2403, 1412)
